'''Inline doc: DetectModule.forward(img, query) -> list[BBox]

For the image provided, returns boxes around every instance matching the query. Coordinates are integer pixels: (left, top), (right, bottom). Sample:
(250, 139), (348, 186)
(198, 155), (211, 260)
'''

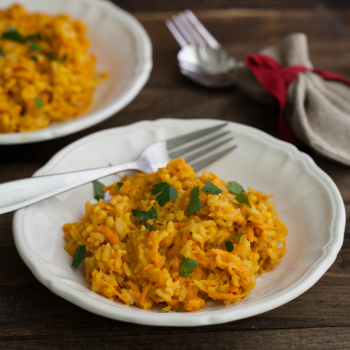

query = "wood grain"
(0, 5), (349, 350)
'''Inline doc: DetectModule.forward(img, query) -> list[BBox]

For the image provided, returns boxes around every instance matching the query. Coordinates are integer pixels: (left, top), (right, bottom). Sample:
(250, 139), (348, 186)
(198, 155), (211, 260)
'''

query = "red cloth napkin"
(235, 33), (350, 166)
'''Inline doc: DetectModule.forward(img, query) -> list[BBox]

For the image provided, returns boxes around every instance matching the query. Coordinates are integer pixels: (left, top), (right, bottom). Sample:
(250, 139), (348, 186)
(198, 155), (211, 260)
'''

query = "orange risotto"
(0, 4), (106, 133)
(63, 159), (287, 312)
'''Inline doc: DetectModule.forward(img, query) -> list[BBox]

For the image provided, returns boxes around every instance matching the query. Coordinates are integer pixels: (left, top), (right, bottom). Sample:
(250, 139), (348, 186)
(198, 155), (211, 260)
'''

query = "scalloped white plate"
(0, 0), (152, 144)
(12, 119), (345, 326)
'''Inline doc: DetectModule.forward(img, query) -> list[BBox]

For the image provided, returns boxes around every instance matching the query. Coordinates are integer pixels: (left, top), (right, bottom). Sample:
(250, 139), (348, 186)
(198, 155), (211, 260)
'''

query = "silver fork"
(166, 10), (237, 87)
(0, 124), (236, 215)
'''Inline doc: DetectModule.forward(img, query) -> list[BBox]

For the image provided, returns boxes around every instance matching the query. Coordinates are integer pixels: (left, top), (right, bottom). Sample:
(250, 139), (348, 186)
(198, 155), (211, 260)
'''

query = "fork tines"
(166, 9), (221, 49)
(166, 123), (236, 172)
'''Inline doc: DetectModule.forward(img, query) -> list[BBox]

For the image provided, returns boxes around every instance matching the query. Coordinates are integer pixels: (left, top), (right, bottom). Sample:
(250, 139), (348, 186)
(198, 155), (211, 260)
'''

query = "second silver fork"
(166, 10), (237, 87)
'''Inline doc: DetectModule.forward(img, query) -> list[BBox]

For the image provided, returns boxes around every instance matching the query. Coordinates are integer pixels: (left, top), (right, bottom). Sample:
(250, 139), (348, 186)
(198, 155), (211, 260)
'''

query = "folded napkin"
(235, 33), (350, 166)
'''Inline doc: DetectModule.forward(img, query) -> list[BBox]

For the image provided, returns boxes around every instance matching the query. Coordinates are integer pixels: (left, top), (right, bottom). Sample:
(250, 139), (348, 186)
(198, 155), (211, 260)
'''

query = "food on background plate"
(63, 159), (287, 312)
(0, 4), (107, 133)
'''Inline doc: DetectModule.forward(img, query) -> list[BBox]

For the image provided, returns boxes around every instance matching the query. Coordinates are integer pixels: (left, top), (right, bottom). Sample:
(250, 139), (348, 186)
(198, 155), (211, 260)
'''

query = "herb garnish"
(231, 193), (251, 208)
(225, 241), (234, 252)
(176, 305), (184, 312)
(227, 181), (245, 195)
(92, 180), (105, 201)
(26, 33), (41, 40)
(132, 206), (159, 220)
(29, 42), (41, 52)
(34, 97), (43, 108)
(187, 186), (203, 214)
(2, 29), (26, 43)
(72, 245), (86, 270)
(179, 254), (198, 278)
(116, 182), (123, 195)
(202, 182), (222, 195)
(224, 232), (247, 252)
(0, 48), (4, 56)
(30, 56), (38, 62)
(146, 223), (153, 231)
(151, 182), (178, 207)
(48, 53), (67, 62)
(159, 309), (169, 313)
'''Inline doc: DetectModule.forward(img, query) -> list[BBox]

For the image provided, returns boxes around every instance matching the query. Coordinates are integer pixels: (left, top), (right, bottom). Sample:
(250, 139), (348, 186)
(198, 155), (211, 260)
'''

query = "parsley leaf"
(202, 182), (222, 195)
(227, 181), (245, 195)
(92, 180), (105, 201)
(2, 29), (26, 43)
(146, 223), (153, 231)
(61, 54), (68, 62)
(225, 241), (234, 252)
(132, 206), (159, 220)
(29, 42), (40, 52)
(151, 182), (178, 207)
(34, 97), (43, 108)
(224, 232), (247, 243)
(48, 53), (57, 61)
(26, 33), (41, 40)
(179, 255), (198, 278)
(176, 305), (184, 312)
(235, 193), (251, 207)
(30, 56), (38, 62)
(0, 48), (4, 56)
(159, 309), (169, 313)
(187, 186), (203, 214)
(72, 245), (86, 270)
(116, 182), (123, 195)
(224, 232), (247, 252)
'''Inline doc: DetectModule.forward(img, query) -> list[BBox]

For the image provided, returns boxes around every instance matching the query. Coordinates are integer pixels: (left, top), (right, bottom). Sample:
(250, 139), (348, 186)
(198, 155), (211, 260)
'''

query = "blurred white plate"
(0, 0), (152, 144)
(12, 119), (345, 326)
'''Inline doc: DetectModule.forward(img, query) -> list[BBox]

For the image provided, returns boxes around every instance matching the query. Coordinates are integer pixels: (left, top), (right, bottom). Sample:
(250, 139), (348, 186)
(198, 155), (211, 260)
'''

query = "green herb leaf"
(34, 97), (43, 108)
(187, 186), (203, 214)
(116, 182), (123, 195)
(92, 180), (105, 201)
(146, 223), (153, 231)
(179, 255), (198, 278)
(224, 232), (247, 243)
(132, 206), (159, 220)
(72, 245), (86, 270)
(2, 29), (26, 43)
(151, 182), (178, 207)
(159, 309), (169, 313)
(0, 48), (4, 56)
(227, 181), (245, 195)
(225, 241), (234, 252)
(61, 54), (68, 62)
(26, 33), (41, 40)
(30, 56), (38, 62)
(48, 53), (57, 61)
(176, 305), (184, 312)
(202, 182), (222, 195)
(235, 193), (251, 207)
(29, 42), (41, 52)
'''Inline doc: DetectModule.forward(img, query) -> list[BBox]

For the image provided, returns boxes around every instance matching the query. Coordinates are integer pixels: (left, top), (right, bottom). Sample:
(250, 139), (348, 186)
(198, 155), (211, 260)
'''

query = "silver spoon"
(166, 10), (237, 87)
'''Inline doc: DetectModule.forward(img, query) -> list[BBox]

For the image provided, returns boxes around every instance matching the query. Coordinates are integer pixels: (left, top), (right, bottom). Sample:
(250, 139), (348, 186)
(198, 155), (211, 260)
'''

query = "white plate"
(12, 119), (345, 326)
(0, 0), (152, 144)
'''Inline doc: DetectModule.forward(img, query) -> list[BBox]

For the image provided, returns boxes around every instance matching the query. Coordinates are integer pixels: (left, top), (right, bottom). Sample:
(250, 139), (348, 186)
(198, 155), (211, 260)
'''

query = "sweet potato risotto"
(63, 159), (287, 312)
(0, 4), (106, 133)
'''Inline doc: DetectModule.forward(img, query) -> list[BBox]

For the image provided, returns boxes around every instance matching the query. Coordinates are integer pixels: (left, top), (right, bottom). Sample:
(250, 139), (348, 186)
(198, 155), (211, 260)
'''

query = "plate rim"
(12, 118), (346, 326)
(0, 0), (153, 145)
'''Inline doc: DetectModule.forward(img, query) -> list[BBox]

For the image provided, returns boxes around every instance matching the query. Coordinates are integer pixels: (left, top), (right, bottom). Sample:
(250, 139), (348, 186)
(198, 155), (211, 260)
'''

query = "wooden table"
(0, 1), (349, 349)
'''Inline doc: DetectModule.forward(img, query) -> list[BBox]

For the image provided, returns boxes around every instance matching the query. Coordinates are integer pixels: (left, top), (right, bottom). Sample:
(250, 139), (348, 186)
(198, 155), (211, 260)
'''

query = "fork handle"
(0, 161), (140, 215)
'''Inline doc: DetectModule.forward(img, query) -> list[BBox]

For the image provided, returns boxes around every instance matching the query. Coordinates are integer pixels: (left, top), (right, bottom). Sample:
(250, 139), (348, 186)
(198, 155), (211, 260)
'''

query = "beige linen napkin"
(235, 33), (350, 166)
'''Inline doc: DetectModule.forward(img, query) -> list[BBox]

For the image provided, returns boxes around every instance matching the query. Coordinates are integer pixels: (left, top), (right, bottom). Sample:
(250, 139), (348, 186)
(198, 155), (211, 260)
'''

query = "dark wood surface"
(0, 2), (350, 349)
